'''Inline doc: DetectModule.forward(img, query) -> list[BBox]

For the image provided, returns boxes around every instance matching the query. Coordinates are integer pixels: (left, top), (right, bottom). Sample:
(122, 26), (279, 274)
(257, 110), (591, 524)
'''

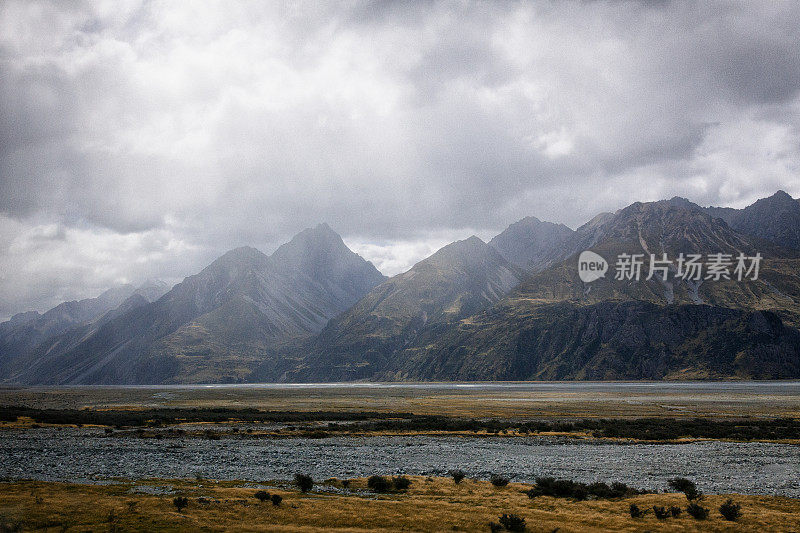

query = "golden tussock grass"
(1, 476), (798, 532)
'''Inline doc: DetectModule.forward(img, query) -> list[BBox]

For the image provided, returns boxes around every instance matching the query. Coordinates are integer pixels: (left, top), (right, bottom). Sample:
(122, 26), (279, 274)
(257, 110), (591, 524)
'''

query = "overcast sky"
(2, 1), (800, 319)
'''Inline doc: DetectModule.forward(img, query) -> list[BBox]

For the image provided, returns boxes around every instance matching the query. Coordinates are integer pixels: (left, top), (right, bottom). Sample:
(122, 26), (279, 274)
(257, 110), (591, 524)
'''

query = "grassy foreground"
(1, 477), (798, 532)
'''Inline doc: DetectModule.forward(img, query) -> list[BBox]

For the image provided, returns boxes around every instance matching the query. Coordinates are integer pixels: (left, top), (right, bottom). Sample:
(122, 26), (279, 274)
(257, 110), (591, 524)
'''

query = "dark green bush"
(392, 476), (411, 491)
(587, 482), (612, 498)
(270, 494), (282, 506)
(719, 499), (741, 521)
(686, 502), (709, 520)
(294, 473), (313, 493)
(367, 475), (391, 493)
(653, 506), (669, 519)
(172, 496), (188, 513)
(490, 475), (510, 487)
(669, 506), (682, 517)
(629, 504), (644, 518)
(254, 490), (270, 502)
(450, 469), (466, 484)
(498, 513), (526, 532)
(668, 477), (702, 500)
(527, 477), (645, 500)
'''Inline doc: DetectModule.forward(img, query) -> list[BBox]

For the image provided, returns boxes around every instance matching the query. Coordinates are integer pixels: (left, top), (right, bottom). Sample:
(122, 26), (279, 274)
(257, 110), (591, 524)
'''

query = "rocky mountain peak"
(271, 222), (350, 261)
(703, 190), (800, 251)
(421, 236), (492, 267)
(756, 189), (798, 209)
(489, 216), (575, 271)
(269, 223), (385, 290)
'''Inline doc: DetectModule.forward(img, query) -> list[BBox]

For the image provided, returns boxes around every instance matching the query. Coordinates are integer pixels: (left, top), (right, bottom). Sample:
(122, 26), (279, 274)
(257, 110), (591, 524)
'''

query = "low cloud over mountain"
(2, 2), (800, 319)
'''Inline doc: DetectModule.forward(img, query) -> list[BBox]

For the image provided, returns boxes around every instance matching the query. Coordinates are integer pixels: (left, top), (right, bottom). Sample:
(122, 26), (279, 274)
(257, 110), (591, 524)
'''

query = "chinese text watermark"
(579, 252), (762, 283)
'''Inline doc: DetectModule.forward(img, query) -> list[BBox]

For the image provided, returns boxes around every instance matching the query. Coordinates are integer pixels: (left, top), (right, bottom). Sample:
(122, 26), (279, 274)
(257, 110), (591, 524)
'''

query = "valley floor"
(2, 477), (799, 532)
(3, 381), (800, 419)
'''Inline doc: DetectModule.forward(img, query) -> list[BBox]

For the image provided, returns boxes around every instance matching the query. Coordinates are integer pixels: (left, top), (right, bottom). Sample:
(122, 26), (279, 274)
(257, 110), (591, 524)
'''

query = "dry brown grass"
(1, 477), (798, 532)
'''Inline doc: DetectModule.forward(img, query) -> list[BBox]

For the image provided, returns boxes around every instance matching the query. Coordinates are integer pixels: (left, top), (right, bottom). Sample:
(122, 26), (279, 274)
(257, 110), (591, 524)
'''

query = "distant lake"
(12, 380), (800, 391)
(1, 428), (798, 497)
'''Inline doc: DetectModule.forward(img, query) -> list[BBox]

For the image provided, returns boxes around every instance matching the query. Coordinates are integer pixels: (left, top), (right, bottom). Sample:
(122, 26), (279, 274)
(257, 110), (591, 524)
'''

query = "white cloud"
(1, 1), (800, 316)
(345, 228), (496, 277)
(0, 214), (208, 319)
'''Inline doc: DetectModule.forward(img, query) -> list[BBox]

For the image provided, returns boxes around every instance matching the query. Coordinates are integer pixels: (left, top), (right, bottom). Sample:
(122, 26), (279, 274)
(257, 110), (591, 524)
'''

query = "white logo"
(578, 251), (608, 283)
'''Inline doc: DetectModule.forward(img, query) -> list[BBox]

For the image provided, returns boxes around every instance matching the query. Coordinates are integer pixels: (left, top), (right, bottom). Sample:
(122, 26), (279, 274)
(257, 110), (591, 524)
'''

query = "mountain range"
(1, 192), (799, 384)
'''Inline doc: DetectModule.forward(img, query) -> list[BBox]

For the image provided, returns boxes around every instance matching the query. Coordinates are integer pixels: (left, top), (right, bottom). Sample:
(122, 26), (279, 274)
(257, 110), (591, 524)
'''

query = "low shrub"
(367, 475), (391, 493)
(669, 506), (682, 518)
(254, 490), (270, 502)
(652, 506), (669, 519)
(629, 504), (644, 518)
(172, 496), (188, 513)
(294, 473), (313, 493)
(270, 494), (282, 506)
(719, 499), (741, 521)
(498, 513), (526, 532)
(686, 502), (709, 520)
(490, 475), (510, 487)
(527, 477), (645, 500)
(668, 477), (702, 500)
(392, 476), (411, 491)
(450, 469), (466, 484)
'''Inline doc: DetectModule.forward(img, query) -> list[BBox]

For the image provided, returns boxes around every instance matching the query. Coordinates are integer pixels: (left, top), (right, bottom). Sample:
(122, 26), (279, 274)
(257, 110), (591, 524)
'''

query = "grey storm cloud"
(1, 0), (800, 319)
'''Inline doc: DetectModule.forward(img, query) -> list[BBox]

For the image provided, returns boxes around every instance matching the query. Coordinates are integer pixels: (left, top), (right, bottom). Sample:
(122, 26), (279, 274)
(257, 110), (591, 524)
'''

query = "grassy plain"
(2, 382), (799, 419)
(2, 477), (799, 532)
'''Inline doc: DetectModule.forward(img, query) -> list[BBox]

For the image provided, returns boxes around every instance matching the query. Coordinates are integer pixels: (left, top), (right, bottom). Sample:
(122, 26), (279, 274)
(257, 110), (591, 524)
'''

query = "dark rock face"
(706, 190), (800, 250)
(387, 301), (800, 381)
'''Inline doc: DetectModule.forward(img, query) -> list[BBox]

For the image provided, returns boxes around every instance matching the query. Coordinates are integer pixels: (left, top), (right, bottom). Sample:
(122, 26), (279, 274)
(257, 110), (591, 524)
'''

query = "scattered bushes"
(719, 499), (741, 521)
(686, 502), (709, 520)
(490, 475), (510, 487)
(652, 506), (669, 519)
(251, 490), (282, 504)
(450, 469), (466, 484)
(498, 513), (526, 532)
(5, 406), (800, 442)
(668, 477), (702, 500)
(0, 406), (421, 429)
(172, 496), (188, 513)
(625, 477), (715, 522)
(294, 473), (313, 493)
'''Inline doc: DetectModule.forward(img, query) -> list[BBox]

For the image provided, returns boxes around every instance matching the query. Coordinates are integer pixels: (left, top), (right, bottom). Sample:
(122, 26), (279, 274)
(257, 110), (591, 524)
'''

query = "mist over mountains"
(1, 192), (799, 384)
